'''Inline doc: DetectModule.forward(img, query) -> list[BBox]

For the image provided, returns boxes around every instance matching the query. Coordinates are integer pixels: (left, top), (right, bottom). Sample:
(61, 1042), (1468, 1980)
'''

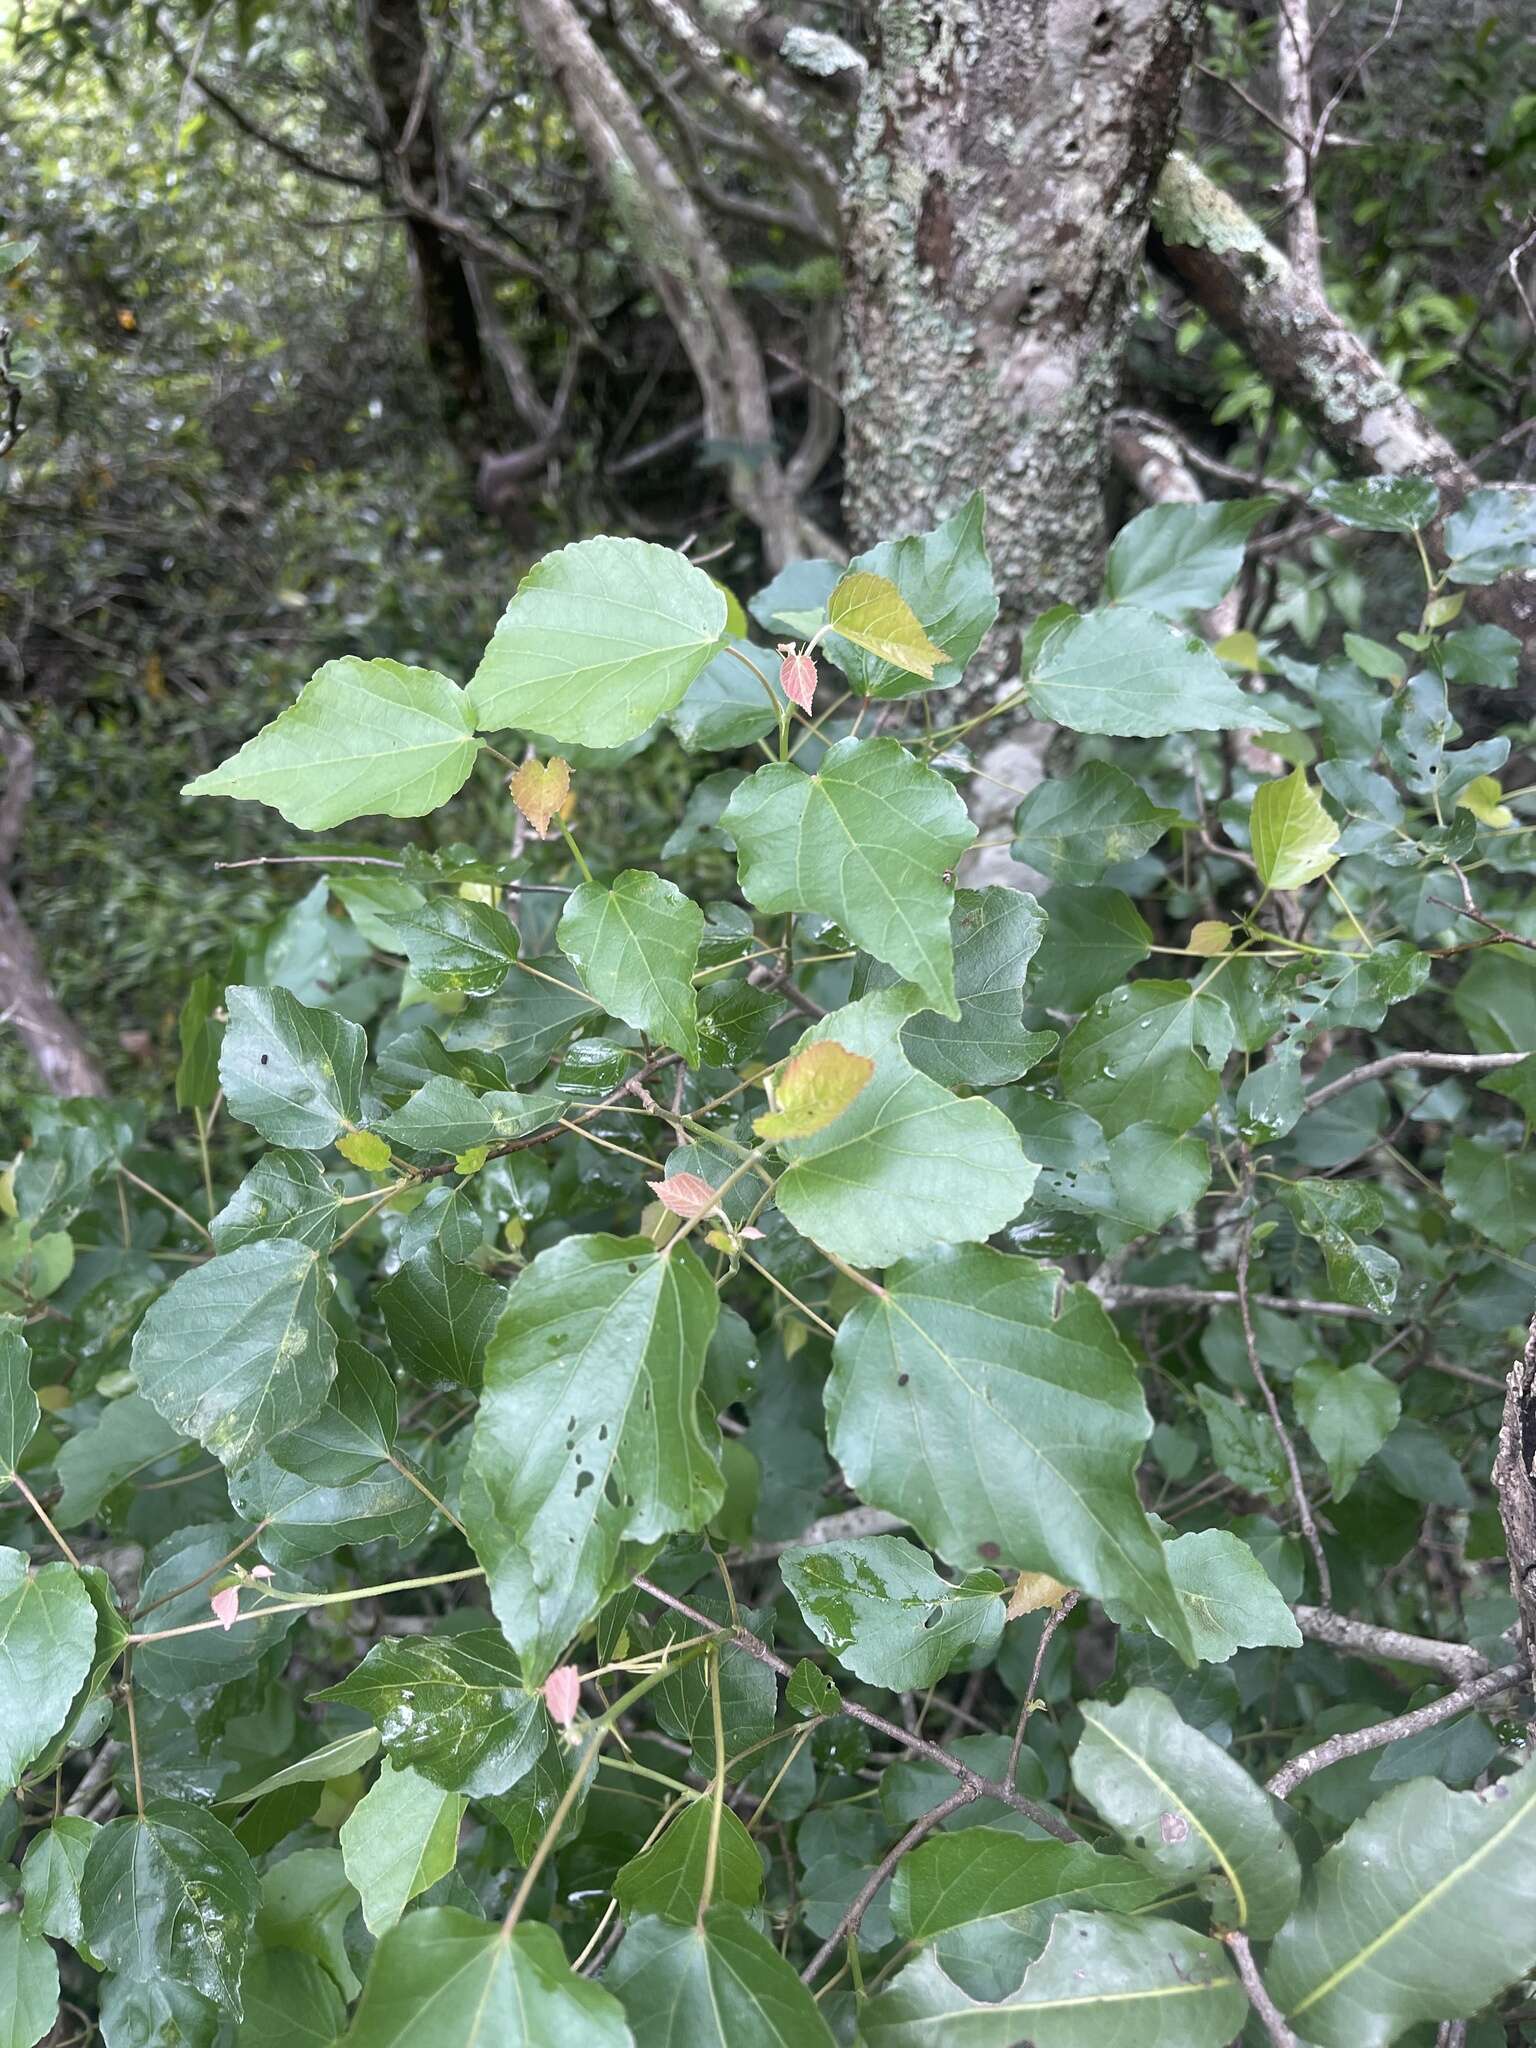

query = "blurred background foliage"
(1, 0), (1532, 1106)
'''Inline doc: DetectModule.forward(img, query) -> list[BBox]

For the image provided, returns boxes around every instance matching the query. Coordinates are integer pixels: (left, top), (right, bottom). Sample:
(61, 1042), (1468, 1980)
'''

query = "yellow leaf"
(455, 1145), (490, 1175)
(1455, 775), (1514, 829)
(714, 579), (750, 638)
(337, 1131), (391, 1173)
(827, 571), (947, 680)
(1188, 920), (1233, 956)
(1213, 630), (1262, 671)
(754, 1040), (875, 1141)
(1007, 1570), (1072, 1621)
(1250, 766), (1339, 892)
(512, 755), (572, 837)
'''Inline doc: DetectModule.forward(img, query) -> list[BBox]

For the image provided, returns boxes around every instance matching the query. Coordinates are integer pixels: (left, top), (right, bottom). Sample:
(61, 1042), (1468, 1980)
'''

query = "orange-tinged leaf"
(511, 755), (572, 836)
(1007, 1569), (1072, 1620)
(647, 1171), (719, 1219)
(827, 571), (947, 681)
(754, 1040), (875, 1141)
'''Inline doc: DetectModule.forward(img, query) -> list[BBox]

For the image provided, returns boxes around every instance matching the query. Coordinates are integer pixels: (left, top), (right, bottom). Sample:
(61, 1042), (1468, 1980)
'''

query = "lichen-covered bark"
(1152, 152), (1536, 660)
(844, 0), (1204, 667)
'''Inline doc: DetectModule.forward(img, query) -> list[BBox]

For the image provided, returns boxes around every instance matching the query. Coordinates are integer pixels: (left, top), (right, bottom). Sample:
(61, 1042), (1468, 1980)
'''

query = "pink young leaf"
(544, 1664), (582, 1727)
(777, 645), (817, 713)
(210, 1587), (239, 1632)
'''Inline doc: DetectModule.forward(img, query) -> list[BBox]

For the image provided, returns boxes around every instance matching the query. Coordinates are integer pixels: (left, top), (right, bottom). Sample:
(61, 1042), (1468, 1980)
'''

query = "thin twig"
(1225, 1930), (1299, 2046)
(631, 1576), (1080, 1844)
(1237, 1214), (1331, 1602)
(800, 1785), (976, 1985)
(1101, 1283), (1387, 1323)
(1267, 1664), (1525, 1799)
(1008, 1592), (1080, 1781)
(1303, 1049), (1529, 1110)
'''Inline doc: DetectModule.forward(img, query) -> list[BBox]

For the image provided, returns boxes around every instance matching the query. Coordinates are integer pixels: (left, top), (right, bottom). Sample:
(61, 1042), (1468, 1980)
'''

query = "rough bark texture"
(844, 0), (1205, 655)
(362, 0), (497, 462)
(1, 730), (106, 1097)
(516, 0), (807, 565)
(1493, 1317), (1536, 1676)
(1151, 151), (1536, 658)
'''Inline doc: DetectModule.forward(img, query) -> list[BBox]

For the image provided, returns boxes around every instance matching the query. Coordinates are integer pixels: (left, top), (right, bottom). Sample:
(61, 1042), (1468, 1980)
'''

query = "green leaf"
(858, 1913), (1246, 2046)
(1267, 1763), (1536, 2047)
(613, 1799), (764, 1924)
(175, 971), (223, 1112)
(1308, 475), (1440, 532)
(219, 985), (366, 1150)
(378, 1247), (504, 1390)
(1250, 766), (1339, 890)
(608, 1907), (836, 2047)
(1444, 485), (1536, 583)
(20, 1815), (97, 1947)
(341, 1910), (635, 2047)
(765, 992), (1037, 1267)
(786, 1659), (841, 1718)
(1028, 610), (1256, 736)
(228, 1452), (433, 1565)
(211, 1150), (345, 1254)
(183, 658), (483, 829)
(0, 1553), (97, 1791)
(54, 1393), (189, 1528)
(269, 1340), (396, 1485)
(825, 493), (998, 698)
(1295, 1360), (1401, 1499)
(1011, 763), (1181, 886)
(0, 1920), (58, 2048)
(780, 1536), (1004, 1690)
(1444, 1135), (1536, 1257)
(826, 1247), (1194, 1658)
(234, 1950), (345, 2048)
(1104, 500), (1272, 615)
(339, 1758), (466, 1936)
(1072, 1689), (1300, 1935)
(230, 1729), (382, 1805)
(318, 1631), (547, 1797)
(722, 737), (974, 1018)
(558, 871), (704, 1063)
(1027, 886), (1153, 1010)
(891, 1830), (1168, 1943)
(387, 898), (522, 998)
(826, 569), (949, 681)
(464, 1234), (722, 1685)
(866, 887), (1055, 1088)
(130, 1240), (337, 1468)
(0, 1315), (39, 1485)
(1157, 1528), (1303, 1662)
(1276, 1179), (1400, 1313)
(667, 637), (782, 752)
(1057, 982), (1221, 1138)
(1196, 1384), (1289, 1497)
(469, 536), (726, 745)
(256, 1846), (362, 2000)
(378, 1077), (556, 1156)
(81, 1803), (260, 2015)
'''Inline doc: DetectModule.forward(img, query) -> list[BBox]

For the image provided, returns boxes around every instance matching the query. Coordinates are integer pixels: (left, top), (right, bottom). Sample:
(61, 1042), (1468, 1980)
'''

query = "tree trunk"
(362, 0), (499, 464)
(843, 0), (1204, 663)
(0, 730), (106, 1098)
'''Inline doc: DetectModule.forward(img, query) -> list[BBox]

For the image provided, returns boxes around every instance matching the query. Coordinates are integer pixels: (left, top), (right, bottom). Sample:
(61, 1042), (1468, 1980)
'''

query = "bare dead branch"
(1225, 1930), (1300, 2047)
(1293, 1603), (1490, 1684)
(1303, 1049), (1530, 1111)
(1267, 1663), (1526, 1800)
(1273, 0), (1323, 288)
(1493, 1317), (1536, 1670)
(1101, 1282), (1389, 1323)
